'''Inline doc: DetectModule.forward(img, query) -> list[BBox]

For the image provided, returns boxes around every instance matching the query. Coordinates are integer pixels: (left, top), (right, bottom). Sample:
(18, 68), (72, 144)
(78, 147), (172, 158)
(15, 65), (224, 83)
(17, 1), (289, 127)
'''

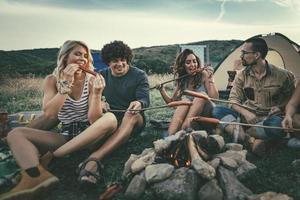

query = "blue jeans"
(212, 106), (285, 140)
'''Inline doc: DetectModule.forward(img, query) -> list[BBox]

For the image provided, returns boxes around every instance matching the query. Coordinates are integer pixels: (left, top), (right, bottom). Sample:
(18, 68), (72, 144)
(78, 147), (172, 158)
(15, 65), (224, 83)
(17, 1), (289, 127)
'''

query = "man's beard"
(242, 59), (257, 67)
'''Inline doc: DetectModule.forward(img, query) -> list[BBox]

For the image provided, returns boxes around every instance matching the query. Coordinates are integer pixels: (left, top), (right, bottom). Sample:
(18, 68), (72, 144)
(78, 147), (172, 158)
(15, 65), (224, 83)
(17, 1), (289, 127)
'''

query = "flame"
(185, 160), (191, 167)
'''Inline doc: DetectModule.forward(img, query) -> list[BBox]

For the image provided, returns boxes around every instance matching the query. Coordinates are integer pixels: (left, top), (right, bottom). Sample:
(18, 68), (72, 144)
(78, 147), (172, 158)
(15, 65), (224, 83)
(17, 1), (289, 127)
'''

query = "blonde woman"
(1, 40), (117, 200)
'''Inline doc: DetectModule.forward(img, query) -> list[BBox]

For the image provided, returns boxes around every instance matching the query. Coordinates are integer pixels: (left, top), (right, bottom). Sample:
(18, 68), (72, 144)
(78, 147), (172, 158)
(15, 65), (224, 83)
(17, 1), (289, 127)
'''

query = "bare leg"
(6, 127), (66, 170)
(83, 112), (144, 173)
(53, 112), (117, 157)
(181, 98), (207, 130)
(224, 124), (246, 142)
(168, 105), (190, 135)
(27, 114), (59, 131)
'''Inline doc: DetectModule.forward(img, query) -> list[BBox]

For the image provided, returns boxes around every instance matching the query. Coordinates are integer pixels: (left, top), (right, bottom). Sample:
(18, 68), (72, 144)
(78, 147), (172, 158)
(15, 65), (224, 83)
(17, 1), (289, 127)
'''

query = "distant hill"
(0, 40), (242, 76)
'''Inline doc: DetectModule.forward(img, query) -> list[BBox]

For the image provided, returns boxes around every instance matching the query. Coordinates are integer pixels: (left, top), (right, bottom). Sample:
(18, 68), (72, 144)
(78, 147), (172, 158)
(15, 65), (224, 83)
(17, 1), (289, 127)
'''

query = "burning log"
(194, 141), (209, 161)
(207, 135), (225, 154)
(187, 134), (216, 180)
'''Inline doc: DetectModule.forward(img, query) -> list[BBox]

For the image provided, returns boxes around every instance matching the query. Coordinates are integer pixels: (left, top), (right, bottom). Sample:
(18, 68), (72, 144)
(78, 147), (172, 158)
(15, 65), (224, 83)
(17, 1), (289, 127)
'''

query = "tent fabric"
(214, 33), (300, 90)
(92, 52), (108, 72)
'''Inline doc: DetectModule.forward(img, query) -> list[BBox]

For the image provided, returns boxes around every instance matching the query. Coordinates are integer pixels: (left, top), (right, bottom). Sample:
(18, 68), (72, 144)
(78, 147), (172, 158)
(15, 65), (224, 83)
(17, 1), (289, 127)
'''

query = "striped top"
(58, 77), (89, 135)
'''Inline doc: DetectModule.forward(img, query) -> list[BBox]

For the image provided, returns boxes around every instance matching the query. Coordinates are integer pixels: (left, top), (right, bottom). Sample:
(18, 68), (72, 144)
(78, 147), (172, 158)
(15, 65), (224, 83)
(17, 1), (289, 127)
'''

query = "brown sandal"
(77, 158), (104, 188)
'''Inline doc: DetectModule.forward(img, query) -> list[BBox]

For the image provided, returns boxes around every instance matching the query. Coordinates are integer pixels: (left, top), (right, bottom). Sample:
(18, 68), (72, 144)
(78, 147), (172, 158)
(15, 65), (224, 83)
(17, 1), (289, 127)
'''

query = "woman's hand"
(62, 63), (79, 83)
(203, 64), (214, 79)
(90, 74), (105, 95)
(155, 84), (164, 91)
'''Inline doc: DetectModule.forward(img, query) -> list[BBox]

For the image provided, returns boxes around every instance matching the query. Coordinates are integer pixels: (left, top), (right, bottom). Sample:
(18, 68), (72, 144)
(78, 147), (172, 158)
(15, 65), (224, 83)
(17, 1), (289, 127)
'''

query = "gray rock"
(150, 167), (200, 200)
(218, 166), (252, 200)
(164, 130), (187, 142)
(208, 158), (221, 169)
(153, 139), (172, 154)
(131, 151), (156, 173)
(122, 154), (139, 178)
(191, 130), (208, 139)
(246, 191), (293, 200)
(145, 164), (174, 183)
(214, 150), (247, 164)
(291, 159), (300, 171)
(225, 143), (243, 151)
(220, 157), (238, 170)
(198, 179), (223, 200)
(125, 175), (147, 199)
(236, 160), (257, 180)
(192, 158), (216, 180)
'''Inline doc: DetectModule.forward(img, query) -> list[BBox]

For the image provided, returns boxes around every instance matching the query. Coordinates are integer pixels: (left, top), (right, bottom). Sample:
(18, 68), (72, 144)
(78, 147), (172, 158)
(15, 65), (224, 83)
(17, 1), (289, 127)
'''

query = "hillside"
(0, 40), (242, 76)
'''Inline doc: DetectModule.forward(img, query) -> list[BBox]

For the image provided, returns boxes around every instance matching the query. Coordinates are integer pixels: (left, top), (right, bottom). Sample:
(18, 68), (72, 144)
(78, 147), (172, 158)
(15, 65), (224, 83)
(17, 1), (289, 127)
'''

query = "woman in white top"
(1, 40), (117, 200)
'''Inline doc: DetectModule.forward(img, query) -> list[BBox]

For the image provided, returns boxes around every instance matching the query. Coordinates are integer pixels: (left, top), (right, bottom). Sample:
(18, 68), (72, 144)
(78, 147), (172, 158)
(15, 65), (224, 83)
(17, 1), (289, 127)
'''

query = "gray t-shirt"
(101, 66), (150, 110)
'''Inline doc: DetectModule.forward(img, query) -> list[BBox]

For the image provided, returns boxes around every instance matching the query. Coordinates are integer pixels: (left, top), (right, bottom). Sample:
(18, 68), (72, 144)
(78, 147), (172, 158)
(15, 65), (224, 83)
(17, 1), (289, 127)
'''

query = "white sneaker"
(287, 138), (300, 149)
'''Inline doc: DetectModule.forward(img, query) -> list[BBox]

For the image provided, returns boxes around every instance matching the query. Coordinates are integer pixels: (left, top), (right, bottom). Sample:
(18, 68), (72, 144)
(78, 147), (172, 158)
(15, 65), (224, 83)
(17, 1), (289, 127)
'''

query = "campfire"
(121, 128), (293, 200)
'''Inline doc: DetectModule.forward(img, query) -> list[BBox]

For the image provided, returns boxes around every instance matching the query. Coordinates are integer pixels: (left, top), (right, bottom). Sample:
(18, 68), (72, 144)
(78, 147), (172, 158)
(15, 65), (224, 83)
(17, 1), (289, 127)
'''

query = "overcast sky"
(1, 0), (299, 50)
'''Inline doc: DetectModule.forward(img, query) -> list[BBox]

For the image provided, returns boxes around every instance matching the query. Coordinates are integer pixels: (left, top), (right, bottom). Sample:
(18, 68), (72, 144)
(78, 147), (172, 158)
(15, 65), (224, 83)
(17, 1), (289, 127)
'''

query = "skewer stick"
(183, 90), (269, 115)
(108, 100), (193, 113)
(191, 116), (300, 132)
(149, 74), (190, 90)
(149, 67), (211, 90)
(79, 66), (98, 76)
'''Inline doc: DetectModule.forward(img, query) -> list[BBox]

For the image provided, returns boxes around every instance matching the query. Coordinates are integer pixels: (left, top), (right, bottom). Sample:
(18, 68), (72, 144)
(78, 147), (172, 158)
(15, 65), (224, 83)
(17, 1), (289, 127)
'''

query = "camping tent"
(92, 52), (108, 72)
(214, 33), (300, 91)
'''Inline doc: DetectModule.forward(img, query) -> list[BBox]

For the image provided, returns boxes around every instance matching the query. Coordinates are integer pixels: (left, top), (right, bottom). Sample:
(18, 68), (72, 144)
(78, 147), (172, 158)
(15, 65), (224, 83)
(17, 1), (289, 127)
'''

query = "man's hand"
(101, 101), (110, 112)
(127, 101), (142, 114)
(282, 114), (293, 132)
(268, 106), (281, 116)
(242, 110), (257, 124)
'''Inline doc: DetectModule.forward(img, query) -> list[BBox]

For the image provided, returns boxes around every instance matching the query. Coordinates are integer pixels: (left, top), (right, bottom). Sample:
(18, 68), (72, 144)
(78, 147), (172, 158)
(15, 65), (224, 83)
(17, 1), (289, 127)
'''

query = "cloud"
(215, 0), (258, 22)
(216, 0), (226, 22)
(272, 0), (300, 11)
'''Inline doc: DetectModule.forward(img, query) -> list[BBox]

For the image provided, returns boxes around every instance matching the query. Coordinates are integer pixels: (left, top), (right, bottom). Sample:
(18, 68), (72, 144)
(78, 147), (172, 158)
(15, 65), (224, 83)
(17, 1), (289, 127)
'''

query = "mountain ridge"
(0, 40), (242, 75)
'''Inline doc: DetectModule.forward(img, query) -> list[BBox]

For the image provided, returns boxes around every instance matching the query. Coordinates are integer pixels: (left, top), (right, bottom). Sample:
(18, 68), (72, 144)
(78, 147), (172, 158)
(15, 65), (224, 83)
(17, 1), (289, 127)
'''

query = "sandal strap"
(77, 157), (104, 181)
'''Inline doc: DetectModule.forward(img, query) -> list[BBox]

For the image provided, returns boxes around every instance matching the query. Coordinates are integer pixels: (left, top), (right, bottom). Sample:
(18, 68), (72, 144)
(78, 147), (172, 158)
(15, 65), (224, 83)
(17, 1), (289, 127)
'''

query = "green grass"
(1, 76), (300, 199)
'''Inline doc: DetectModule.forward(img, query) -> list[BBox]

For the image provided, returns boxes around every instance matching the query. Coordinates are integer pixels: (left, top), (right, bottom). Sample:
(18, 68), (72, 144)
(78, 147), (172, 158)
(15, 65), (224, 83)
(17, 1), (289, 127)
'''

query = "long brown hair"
(173, 49), (202, 93)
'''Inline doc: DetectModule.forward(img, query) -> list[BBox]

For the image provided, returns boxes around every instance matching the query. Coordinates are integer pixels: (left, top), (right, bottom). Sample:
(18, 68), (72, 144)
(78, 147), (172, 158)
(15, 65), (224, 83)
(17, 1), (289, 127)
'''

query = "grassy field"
(1, 75), (300, 199)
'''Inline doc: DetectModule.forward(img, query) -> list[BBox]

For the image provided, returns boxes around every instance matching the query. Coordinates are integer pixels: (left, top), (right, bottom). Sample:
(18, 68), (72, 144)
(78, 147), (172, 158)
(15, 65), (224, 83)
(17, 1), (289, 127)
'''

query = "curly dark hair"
(174, 49), (202, 93)
(101, 40), (133, 65)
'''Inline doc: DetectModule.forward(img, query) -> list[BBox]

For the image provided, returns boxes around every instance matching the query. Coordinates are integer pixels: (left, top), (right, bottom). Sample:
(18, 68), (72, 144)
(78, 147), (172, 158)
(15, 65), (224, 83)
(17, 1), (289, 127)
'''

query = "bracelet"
(56, 80), (72, 95)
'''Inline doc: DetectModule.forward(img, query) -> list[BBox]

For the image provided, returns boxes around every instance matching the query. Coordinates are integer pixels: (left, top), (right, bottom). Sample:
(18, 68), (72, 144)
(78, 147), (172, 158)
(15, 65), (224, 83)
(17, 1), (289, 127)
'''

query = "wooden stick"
(149, 74), (190, 90)
(78, 66), (98, 76)
(191, 116), (300, 132)
(149, 67), (210, 90)
(108, 100), (193, 113)
(187, 135), (202, 161)
(183, 90), (269, 115)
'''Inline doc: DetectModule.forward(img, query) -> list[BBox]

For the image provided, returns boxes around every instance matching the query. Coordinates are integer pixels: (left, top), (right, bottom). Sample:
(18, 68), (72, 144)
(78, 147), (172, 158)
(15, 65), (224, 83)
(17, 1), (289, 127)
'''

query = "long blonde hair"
(53, 40), (94, 79)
